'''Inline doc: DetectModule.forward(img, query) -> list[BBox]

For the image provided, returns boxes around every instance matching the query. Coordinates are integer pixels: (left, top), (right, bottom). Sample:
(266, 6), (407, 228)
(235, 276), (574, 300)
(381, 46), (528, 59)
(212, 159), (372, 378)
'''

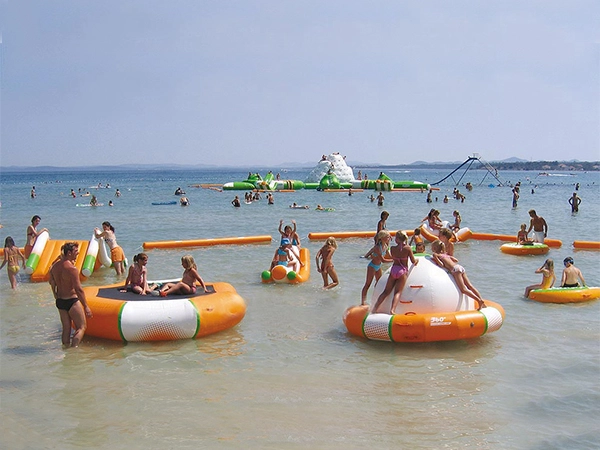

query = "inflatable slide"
(24, 231), (110, 282)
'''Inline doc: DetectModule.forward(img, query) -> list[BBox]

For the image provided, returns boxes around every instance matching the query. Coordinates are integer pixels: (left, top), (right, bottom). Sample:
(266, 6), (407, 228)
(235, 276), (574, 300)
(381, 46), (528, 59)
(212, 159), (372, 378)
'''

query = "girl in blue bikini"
(361, 230), (393, 305)
(372, 231), (419, 314)
(279, 219), (301, 246)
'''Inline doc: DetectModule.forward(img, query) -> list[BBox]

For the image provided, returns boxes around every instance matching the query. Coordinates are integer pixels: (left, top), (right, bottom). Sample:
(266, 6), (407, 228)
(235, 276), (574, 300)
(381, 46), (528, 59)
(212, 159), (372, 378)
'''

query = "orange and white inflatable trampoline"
(343, 256), (505, 343)
(83, 280), (246, 342)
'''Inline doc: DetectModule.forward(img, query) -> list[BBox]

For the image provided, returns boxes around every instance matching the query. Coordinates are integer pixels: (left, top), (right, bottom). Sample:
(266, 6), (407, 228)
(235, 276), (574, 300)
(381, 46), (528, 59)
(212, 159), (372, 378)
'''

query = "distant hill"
(410, 157), (527, 165)
(410, 160), (463, 165)
(497, 157), (528, 163)
(1, 157), (598, 172)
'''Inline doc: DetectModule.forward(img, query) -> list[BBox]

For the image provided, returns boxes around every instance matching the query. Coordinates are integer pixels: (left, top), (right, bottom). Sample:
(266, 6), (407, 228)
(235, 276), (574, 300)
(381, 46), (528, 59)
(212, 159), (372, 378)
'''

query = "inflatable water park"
(222, 153), (431, 191)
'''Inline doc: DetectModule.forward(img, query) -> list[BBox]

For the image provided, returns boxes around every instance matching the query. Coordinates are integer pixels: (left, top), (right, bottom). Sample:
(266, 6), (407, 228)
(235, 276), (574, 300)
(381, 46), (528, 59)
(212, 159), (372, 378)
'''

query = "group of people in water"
(268, 219), (339, 289)
(361, 210), (485, 314)
(4, 176), (594, 348)
(515, 210), (548, 245)
(510, 181), (583, 213)
(231, 192), (275, 207)
(524, 257), (587, 298)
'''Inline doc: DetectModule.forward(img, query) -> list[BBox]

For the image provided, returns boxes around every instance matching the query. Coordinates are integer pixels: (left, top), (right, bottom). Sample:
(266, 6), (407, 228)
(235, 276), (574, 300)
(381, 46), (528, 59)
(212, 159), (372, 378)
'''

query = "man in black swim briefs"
(55, 298), (79, 311)
(49, 242), (93, 347)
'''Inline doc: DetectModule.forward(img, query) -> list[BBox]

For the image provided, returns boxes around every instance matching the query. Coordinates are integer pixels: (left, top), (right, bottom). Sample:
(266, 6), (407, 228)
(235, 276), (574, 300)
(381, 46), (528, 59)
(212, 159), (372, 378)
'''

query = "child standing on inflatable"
(94, 221), (125, 275)
(431, 240), (485, 310)
(1, 237), (26, 289)
(361, 230), (393, 305)
(159, 255), (207, 297)
(524, 259), (555, 298)
(372, 231), (419, 315)
(121, 253), (152, 295)
(315, 237), (339, 289)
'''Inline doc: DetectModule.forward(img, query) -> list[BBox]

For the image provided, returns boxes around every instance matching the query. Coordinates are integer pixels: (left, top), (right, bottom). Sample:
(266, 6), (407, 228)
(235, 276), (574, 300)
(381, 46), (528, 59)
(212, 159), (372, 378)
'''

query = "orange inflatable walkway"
(29, 239), (89, 282)
(573, 240), (600, 250)
(470, 232), (562, 248)
(308, 230), (414, 241)
(0, 247), (25, 258)
(143, 235), (272, 249)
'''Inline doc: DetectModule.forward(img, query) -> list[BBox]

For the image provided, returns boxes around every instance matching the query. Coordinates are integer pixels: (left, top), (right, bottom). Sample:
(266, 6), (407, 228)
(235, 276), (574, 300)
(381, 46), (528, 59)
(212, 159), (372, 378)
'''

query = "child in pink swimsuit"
(121, 253), (152, 295)
(371, 231), (418, 315)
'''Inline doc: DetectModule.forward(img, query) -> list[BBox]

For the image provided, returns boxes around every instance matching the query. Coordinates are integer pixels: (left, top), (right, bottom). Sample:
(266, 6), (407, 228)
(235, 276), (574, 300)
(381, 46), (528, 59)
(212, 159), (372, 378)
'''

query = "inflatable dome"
(372, 256), (478, 314)
(343, 255), (505, 342)
(305, 153), (355, 183)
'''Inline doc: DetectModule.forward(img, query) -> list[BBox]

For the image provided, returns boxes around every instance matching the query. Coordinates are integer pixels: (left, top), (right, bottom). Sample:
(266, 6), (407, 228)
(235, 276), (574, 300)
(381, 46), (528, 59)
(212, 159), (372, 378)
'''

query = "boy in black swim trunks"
(49, 242), (93, 347)
(561, 257), (586, 288)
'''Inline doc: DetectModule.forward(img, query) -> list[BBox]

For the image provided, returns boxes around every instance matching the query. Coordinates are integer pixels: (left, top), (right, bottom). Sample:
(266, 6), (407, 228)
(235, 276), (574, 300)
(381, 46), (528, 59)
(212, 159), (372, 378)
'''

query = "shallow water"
(1, 167), (599, 449)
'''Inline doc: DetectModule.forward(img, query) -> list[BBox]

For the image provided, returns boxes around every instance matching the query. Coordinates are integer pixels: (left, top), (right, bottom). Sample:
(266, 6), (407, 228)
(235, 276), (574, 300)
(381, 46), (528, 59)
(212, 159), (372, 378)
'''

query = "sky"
(1, 1), (599, 167)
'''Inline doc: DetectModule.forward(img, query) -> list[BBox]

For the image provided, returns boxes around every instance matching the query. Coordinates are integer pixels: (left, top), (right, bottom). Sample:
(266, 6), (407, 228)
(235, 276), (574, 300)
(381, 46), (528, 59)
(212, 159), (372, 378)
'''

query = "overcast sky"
(1, 1), (599, 167)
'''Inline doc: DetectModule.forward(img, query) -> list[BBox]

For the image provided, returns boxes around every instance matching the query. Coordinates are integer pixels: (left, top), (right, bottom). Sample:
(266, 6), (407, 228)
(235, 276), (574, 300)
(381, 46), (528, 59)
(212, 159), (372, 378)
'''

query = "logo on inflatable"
(430, 316), (451, 326)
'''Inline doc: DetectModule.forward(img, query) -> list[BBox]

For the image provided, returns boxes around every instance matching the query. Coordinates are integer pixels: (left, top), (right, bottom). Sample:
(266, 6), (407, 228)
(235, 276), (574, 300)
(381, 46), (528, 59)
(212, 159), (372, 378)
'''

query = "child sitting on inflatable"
(517, 224), (534, 245)
(561, 257), (586, 288)
(524, 258), (555, 298)
(270, 239), (302, 273)
(159, 255), (207, 297)
(121, 253), (152, 295)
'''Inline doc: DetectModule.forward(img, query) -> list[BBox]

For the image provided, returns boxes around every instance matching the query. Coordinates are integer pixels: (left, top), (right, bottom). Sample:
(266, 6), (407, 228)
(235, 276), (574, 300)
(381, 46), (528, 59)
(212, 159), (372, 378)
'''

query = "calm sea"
(1, 166), (599, 449)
